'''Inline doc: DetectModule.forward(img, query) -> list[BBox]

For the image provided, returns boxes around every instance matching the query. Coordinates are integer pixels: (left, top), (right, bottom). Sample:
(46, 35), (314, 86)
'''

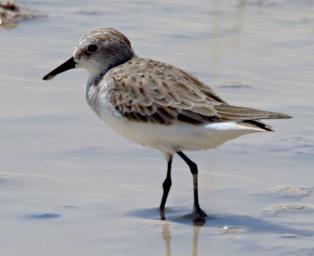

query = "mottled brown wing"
(107, 58), (290, 125)
(107, 58), (224, 125)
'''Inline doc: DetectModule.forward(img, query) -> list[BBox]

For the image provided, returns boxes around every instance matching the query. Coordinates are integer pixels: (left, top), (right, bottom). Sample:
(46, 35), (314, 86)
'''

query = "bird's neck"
(87, 55), (136, 88)
(85, 55), (136, 107)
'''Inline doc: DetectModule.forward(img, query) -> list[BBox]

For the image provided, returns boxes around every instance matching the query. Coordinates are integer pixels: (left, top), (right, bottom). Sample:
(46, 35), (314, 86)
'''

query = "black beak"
(42, 57), (76, 80)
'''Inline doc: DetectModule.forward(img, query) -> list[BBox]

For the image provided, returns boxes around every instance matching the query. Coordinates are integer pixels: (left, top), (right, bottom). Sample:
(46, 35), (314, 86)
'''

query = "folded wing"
(107, 58), (291, 127)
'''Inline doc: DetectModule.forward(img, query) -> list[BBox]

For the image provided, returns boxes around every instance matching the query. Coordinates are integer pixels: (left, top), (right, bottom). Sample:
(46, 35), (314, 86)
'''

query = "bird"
(43, 28), (291, 219)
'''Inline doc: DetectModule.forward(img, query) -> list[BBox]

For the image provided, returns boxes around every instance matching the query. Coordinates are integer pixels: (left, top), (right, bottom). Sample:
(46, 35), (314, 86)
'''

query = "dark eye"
(87, 44), (98, 53)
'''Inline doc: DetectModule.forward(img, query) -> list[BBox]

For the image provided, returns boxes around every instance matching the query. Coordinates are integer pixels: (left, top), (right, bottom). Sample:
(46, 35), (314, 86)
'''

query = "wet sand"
(0, 0), (314, 255)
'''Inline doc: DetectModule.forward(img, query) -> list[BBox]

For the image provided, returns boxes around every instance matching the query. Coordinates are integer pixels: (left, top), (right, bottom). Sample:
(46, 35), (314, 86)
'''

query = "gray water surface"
(1, 0), (314, 255)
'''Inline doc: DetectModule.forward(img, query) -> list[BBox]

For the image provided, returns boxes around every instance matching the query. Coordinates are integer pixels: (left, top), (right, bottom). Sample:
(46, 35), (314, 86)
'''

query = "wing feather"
(106, 58), (290, 126)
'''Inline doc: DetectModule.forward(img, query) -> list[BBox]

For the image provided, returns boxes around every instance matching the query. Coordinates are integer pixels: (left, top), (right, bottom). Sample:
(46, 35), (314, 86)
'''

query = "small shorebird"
(43, 28), (290, 219)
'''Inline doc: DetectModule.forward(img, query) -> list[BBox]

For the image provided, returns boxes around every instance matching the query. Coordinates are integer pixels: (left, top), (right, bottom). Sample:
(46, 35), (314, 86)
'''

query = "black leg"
(160, 155), (173, 219)
(177, 151), (207, 218)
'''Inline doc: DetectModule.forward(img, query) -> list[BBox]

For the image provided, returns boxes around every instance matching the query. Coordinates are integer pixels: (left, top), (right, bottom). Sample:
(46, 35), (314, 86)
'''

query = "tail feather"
(241, 120), (273, 131)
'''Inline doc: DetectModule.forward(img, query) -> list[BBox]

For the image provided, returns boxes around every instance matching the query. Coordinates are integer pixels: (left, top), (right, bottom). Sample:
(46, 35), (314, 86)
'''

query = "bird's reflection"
(161, 219), (205, 256)
(162, 222), (172, 256)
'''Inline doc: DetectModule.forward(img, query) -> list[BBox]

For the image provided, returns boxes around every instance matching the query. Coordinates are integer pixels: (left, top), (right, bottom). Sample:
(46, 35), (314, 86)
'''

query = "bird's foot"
(193, 206), (207, 220)
(159, 207), (166, 220)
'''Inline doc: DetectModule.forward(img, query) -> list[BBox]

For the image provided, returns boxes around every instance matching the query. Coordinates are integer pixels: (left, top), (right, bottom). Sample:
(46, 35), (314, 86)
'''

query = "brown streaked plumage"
(43, 28), (291, 220)
(106, 57), (290, 128)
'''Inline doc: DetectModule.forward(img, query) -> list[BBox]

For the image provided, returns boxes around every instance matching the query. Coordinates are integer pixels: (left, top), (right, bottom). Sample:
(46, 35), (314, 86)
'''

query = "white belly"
(107, 119), (263, 153)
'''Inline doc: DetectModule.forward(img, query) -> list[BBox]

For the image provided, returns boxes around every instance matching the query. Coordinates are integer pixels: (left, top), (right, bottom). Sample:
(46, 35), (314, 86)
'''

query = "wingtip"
(269, 112), (292, 120)
(279, 113), (292, 119)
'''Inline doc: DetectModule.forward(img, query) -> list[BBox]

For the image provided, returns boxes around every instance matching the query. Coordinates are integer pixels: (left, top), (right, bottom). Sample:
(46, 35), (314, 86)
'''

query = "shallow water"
(0, 0), (314, 255)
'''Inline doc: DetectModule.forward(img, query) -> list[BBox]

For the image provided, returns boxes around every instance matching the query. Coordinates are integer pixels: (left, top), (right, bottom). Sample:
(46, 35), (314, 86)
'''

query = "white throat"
(85, 70), (102, 101)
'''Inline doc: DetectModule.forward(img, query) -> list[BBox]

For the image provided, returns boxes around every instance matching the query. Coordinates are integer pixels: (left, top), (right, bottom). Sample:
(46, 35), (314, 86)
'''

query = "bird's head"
(43, 28), (135, 81)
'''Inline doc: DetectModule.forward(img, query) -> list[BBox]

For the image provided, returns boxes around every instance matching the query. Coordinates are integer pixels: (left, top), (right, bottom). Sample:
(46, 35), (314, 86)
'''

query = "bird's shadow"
(128, 207), (314, 237)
